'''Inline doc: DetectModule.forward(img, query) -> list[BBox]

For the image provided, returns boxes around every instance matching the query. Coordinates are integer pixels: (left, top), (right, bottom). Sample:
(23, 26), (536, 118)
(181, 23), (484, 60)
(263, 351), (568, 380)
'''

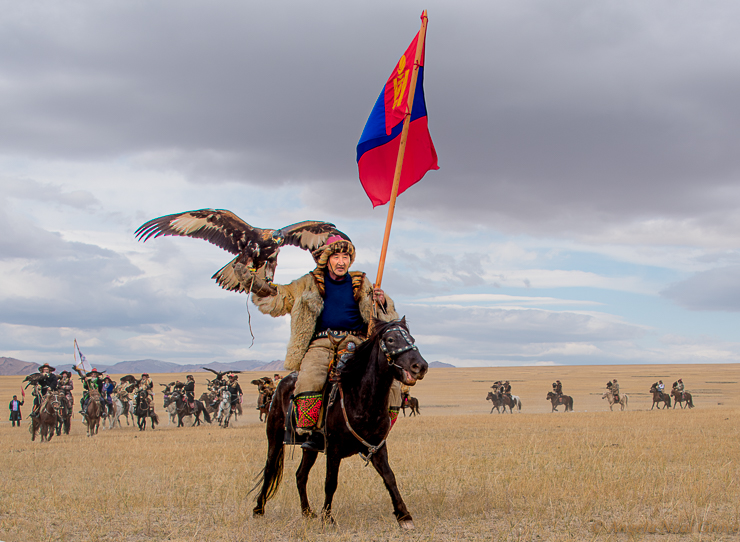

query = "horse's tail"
(201, 403), (212, 424)
(570, 397), (574, 411)
(250, 443), (285, 500)
(517, 398), (522, 411)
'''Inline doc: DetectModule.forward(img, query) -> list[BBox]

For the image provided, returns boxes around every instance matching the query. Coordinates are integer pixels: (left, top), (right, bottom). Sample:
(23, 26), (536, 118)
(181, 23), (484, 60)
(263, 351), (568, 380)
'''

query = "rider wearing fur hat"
(235, 231), (400, 452)
(611, 379), (620, 402)
(673, 378), (685, 401)
(80, 368), (105, 416)
(31, 363), (59, 418)
(58, 370), (74, 411)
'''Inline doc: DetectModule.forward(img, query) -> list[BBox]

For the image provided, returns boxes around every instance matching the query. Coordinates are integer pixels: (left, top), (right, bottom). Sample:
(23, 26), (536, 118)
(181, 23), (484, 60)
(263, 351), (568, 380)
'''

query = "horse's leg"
(321, 454), (342, 525)
(369, 447), (414, 529)
(295, 450), (320, 518)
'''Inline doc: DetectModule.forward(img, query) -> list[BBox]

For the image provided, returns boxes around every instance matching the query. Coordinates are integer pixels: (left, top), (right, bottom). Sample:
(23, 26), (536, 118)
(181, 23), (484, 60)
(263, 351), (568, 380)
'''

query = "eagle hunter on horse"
(235, 232), (404, 451)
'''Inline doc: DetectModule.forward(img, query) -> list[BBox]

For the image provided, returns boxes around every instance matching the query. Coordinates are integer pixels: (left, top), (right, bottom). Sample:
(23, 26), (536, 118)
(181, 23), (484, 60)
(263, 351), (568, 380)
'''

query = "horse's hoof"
(398, 519), (415, 530)
(252, 507), (264, 517)
(302, 509), (317, 519)
(320, 513), (336, 526)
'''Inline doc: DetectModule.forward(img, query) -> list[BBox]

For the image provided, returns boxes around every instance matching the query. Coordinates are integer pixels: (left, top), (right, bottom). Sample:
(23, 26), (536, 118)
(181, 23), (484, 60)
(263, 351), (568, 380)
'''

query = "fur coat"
(251, 271), (398, 371)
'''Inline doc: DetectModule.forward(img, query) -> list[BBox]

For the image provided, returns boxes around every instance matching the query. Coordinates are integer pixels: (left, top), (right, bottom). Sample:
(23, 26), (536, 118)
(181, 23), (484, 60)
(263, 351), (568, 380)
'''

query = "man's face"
(41, 368), (49, 374)
(327, 252), (351, 279)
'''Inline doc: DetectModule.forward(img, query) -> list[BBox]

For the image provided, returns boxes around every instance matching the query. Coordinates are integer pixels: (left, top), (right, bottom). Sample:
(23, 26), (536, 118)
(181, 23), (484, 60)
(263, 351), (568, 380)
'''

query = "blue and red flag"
(357, 25), (439, 207)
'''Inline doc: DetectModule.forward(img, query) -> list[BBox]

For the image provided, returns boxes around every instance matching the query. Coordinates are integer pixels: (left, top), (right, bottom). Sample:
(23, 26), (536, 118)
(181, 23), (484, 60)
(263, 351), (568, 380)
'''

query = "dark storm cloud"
(4, 1), (740, 237)
(661, 266), (740, 312)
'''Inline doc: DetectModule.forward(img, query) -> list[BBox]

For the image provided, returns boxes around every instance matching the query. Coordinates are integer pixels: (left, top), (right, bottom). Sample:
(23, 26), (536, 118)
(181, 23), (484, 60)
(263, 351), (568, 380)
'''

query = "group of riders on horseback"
(21, 362), (165, 437)
(649, 378), (693, 408)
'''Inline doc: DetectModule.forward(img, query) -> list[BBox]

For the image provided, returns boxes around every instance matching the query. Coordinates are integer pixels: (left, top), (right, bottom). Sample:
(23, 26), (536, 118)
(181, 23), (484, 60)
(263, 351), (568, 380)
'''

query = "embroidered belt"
(312, 330), (366, 341)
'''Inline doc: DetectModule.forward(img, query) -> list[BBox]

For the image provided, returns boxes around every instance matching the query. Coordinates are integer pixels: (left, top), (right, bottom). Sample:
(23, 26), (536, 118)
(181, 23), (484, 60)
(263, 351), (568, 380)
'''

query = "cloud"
(3, 1), (740, 241)
(661, 266), (740, 312)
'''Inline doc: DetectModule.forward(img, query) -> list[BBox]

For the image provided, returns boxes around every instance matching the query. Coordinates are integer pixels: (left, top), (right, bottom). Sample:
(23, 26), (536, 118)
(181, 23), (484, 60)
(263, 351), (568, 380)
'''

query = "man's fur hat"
(311, 231), (355, 269)
(38, 363), (56, 373)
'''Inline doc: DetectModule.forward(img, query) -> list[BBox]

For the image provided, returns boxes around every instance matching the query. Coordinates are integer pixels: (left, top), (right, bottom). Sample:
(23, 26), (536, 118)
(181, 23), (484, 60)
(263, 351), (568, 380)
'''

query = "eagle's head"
(271, 230), (285, 247)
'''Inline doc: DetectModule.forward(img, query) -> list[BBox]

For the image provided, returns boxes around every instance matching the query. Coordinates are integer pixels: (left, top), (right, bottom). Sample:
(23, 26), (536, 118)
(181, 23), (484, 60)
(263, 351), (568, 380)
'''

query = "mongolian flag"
(356, 17), (439, 207)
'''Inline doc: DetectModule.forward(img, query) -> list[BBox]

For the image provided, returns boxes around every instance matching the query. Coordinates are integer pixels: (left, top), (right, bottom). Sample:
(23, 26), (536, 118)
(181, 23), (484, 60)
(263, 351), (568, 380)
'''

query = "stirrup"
(301, 431), (325, 453)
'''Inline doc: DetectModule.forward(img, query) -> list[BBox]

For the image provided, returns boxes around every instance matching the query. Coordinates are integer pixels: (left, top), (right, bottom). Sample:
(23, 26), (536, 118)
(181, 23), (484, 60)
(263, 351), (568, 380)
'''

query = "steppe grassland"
(0, 364), (738, 541)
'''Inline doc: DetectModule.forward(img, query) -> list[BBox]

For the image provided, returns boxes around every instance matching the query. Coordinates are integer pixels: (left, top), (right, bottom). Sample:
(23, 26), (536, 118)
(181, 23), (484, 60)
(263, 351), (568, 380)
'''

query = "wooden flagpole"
(374, 10), (429, 290)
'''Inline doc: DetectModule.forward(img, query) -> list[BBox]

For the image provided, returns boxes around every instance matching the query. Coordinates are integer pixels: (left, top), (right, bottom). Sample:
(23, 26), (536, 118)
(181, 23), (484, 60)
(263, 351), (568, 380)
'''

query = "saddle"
(284, 338), (358, 449)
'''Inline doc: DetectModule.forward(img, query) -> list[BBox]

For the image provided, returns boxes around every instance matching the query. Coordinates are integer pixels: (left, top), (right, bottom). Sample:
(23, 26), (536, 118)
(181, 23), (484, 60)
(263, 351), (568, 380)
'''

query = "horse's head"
(376, 318), (428, 386)
(486, 391), (494, 401)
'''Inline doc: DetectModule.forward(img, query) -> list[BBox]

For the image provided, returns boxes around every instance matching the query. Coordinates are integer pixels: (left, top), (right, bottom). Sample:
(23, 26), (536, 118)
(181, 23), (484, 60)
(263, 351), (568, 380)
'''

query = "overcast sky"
(3, 0), (740, 368)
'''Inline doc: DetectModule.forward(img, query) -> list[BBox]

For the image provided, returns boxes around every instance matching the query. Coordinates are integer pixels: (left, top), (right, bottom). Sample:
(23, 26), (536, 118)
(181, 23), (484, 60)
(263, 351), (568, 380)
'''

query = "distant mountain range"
(0, 356), (455, 376)
(0, 357), (285, 376)
(0, 357), (39, 376)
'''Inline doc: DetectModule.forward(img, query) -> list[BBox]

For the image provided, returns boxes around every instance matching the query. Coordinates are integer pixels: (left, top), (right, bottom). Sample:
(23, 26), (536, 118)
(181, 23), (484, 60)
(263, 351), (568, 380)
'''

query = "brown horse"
(546, 391), (573, 412)
(671, 389), (694, 409)
(401, 395), (420, 416)
(487, 391), (519, 414)
(199, 390), (220, 418)
(164, 391), (212, 426)
(30, 391), (66, 442)
(251, 378), (274, 422)
(83, 389), (102, 437)
(134, 392), (159, 430)
(649, 386), (671, 409)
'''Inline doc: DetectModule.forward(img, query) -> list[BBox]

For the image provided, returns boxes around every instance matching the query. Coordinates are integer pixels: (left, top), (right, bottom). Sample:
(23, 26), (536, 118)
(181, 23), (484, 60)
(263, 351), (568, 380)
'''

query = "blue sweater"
(316, 273), (365, 333)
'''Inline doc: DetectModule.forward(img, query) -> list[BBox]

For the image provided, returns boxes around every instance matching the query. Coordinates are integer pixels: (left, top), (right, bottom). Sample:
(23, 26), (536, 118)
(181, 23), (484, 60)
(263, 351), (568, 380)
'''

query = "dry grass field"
(1, 364), (739, 541)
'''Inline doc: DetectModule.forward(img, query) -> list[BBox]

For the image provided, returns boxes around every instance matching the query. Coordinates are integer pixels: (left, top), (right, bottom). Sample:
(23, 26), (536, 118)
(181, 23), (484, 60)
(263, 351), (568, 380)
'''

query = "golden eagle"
(135, 209), (337, 292)
(202, 367), (242, 381)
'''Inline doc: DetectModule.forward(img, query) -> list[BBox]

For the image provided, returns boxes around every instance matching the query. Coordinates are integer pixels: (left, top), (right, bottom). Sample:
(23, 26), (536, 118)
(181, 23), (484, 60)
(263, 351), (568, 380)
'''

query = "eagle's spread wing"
(202, 367), (230, 380)
(135, 209), (264, 256)
(137, 210), (337, 292)
(120, 375), (137, 384)
(278, 221), (337, 251)
(23, 373), (44, 387)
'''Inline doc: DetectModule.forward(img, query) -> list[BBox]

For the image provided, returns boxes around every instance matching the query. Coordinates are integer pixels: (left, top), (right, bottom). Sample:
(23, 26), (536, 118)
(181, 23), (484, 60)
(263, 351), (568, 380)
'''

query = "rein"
(338, 385), (390, 466)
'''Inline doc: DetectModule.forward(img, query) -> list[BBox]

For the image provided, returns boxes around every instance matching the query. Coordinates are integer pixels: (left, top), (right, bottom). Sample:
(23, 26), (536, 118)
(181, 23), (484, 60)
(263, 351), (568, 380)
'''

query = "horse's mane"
(338, 319), (403, 383)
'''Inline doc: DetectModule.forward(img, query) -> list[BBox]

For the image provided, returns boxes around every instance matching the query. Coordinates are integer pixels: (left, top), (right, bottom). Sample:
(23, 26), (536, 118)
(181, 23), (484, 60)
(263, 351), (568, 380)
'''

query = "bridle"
(378, 325), (418, 368)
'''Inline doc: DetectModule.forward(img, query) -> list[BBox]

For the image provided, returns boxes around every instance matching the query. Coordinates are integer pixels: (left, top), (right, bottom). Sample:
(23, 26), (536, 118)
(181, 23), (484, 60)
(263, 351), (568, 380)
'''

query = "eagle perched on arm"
(135, 209), (337, 292)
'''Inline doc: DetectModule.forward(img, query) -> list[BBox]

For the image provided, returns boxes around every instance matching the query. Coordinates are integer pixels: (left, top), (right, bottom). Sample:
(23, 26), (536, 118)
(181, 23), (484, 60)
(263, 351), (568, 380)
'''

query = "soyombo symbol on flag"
(357, 13), (439, 207)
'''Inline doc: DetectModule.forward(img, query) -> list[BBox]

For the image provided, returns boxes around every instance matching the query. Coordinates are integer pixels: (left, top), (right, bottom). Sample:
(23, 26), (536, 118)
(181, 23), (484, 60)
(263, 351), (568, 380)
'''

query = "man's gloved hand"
(234, 263), (277, 297)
